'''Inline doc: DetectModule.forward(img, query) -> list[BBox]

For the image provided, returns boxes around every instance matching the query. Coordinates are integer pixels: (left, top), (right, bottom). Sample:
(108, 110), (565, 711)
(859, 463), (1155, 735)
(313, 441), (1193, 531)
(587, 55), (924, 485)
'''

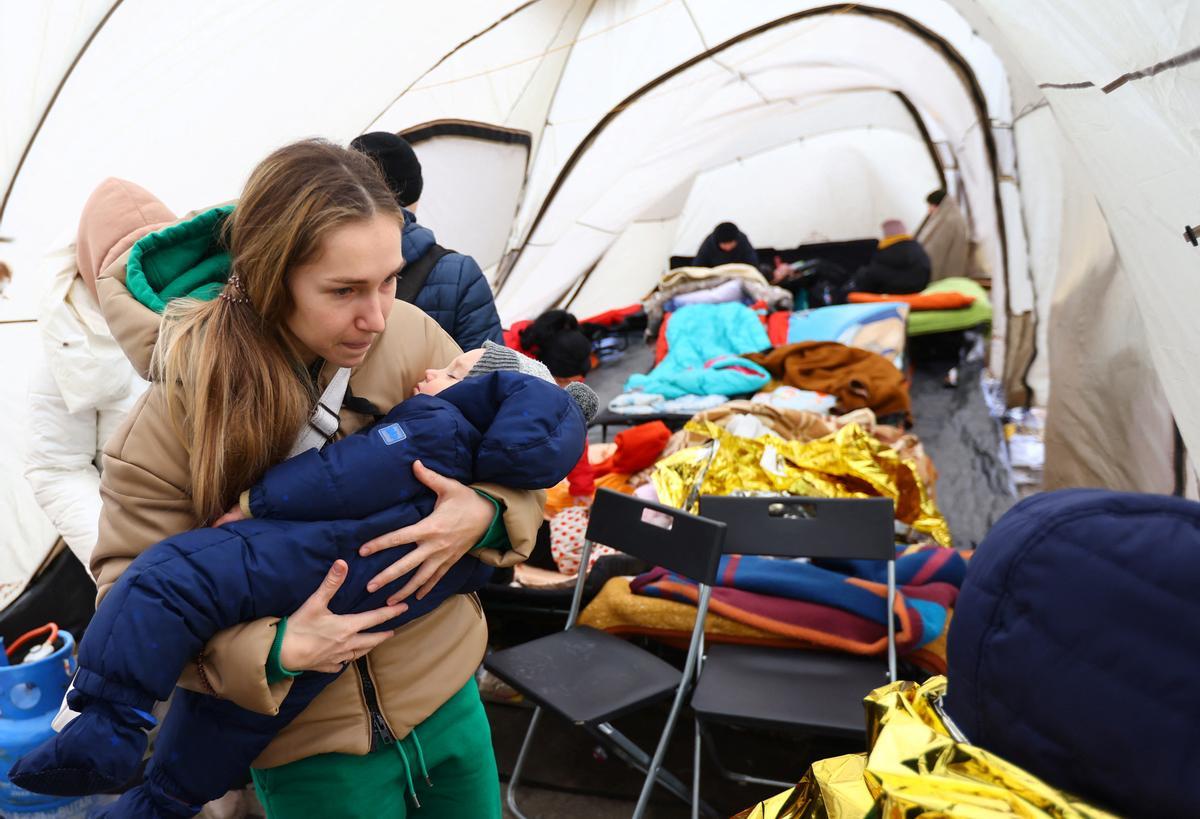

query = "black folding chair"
(485, 488), (726, 819)
(689, 495), (898, 815)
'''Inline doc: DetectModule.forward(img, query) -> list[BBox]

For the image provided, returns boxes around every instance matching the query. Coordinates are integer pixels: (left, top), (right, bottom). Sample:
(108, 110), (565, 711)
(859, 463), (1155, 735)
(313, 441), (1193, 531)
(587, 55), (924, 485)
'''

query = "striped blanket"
(631, 544), (965, 658)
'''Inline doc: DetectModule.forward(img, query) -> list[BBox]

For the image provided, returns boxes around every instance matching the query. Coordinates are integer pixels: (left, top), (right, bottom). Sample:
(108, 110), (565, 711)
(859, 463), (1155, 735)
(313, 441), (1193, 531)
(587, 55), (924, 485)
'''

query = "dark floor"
(908, 359), (1015, 548)
(585, 336), (660, 443)
(489, 696), (859, 818)
(586, 335), (656, 408)
(502, 788), (691, 819)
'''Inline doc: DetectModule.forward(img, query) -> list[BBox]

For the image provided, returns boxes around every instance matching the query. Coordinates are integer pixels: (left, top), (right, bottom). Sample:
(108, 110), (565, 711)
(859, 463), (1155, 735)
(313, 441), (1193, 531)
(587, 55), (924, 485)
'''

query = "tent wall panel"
(0, 0), (115, 221)
(496, 224), (615, 318)
(405, 131), (530, 272)
(998, 177), (1032, 406)
(1012, 106), (1065, 408)
(672, 130), (940, 256)
(375, 0), (591, 158)
(981, 0), (1200, 482)
(0, 0), (535, 255)
(1042, 141), (1174, 494)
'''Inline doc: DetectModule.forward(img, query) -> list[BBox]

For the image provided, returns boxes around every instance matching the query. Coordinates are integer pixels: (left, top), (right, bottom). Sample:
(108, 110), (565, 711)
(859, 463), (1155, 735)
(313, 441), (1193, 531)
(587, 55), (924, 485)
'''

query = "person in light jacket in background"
(915, 189), (971, 282)
(25, 179), (172, 573)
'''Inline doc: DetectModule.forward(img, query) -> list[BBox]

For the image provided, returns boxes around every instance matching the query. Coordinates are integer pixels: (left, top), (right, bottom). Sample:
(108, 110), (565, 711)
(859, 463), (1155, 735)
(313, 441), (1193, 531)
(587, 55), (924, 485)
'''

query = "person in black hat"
(692, 221), (760, 268)
(350, 132), (503, 350)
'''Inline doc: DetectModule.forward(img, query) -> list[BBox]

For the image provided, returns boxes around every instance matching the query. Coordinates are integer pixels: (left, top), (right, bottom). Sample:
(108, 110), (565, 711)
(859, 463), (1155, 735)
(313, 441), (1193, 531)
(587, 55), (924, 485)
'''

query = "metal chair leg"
(632, 674), (692, 817)
(698, 721), (794, 789)
(589, 722), (712, 812)
(633, 584), (713, 819)
(693, 630), (706, 819)
(886, 559), (897, 682)
(505, 706), (543, 819)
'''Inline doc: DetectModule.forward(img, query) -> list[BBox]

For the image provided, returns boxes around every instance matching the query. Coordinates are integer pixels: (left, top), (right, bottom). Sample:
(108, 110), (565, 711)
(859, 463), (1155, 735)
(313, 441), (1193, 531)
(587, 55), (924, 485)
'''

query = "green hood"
(125, 205), (234, 313)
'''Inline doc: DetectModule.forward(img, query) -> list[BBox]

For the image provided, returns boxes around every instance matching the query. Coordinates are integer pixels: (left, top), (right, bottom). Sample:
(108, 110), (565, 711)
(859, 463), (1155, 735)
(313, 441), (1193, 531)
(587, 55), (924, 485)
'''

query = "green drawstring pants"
(251, 679), (501, 818)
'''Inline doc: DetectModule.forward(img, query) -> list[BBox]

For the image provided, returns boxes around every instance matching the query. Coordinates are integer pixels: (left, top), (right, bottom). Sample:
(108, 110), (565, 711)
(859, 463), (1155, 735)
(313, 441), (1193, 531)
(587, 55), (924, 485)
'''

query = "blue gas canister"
(0, 630), (107, 816)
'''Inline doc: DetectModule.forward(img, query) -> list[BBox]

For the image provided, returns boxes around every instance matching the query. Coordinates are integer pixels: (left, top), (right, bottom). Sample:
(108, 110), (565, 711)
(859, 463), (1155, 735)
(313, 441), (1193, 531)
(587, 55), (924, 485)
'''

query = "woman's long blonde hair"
(153, 139), (402, 522)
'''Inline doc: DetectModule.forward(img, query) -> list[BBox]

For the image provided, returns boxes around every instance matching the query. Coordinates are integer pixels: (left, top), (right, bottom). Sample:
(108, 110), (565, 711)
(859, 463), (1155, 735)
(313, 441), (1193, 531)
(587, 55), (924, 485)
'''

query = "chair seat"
(691, 644), (890, 736)
(485, 626), (683, 725)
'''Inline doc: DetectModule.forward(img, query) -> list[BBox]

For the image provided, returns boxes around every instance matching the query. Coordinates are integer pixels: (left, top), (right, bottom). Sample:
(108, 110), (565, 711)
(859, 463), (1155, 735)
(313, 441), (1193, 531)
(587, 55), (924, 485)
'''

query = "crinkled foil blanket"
(733, 677), (1117, 819)
(652, 421), (951, 546)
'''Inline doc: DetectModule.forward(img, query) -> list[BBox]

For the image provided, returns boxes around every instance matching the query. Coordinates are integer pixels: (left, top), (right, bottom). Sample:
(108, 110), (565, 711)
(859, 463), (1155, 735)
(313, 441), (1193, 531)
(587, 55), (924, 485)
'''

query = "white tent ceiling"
(671, 128), (941, 255)
(0, 0), (534, 255)
(564, 125), (941, 319)
(1, 0), (1198, 520)
(495, 5), (1012, 319)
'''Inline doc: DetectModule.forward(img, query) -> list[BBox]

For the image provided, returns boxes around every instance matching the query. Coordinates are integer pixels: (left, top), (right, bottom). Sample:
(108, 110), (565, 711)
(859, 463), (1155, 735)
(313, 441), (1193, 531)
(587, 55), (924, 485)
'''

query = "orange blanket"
(747, 342), (911, 423)
(578, 577), (949, 675)
(848, 290), (975, 310)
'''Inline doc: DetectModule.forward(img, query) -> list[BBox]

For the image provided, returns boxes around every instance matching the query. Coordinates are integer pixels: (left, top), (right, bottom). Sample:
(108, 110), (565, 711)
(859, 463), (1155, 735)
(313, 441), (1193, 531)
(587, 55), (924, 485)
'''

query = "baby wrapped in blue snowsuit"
(12, 342), (597, 816)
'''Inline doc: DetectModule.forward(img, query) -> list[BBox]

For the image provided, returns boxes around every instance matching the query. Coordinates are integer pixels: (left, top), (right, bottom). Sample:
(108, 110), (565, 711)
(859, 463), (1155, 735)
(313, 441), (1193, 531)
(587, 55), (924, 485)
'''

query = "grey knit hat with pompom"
(563, 382), (599, 424)
(467, 341), (599, 422)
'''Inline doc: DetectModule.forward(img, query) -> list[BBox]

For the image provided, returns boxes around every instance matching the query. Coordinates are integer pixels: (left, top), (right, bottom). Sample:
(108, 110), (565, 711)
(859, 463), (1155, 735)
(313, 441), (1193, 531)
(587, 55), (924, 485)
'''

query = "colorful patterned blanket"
(631, 545), (966, 660)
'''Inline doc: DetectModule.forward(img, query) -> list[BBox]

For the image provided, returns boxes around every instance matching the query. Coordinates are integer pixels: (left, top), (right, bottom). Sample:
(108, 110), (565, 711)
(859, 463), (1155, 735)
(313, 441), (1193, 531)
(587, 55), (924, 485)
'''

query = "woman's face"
(286, 214), (403, 368)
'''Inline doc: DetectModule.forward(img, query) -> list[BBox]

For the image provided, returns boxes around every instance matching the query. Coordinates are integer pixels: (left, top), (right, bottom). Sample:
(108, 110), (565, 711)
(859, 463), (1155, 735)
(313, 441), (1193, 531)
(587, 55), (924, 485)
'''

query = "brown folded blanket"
(747, 341), (911, 423)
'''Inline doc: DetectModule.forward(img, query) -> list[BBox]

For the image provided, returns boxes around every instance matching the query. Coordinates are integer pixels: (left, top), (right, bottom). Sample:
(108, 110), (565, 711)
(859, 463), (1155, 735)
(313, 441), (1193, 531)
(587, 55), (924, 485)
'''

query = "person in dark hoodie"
(849, 219), (932, 295)
(505, 309), (593, 386)
(350, 132), (503, 349)
(504, 310), (596, 500)
(692, 221), (760, 268)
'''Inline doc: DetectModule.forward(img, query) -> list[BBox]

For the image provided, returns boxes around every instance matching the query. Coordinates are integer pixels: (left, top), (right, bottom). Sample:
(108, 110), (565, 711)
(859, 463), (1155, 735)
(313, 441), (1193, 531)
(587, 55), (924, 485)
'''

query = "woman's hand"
(279, 560), (408, 674)
(213, 503), (246, 527)
(359, 460), (493, 605)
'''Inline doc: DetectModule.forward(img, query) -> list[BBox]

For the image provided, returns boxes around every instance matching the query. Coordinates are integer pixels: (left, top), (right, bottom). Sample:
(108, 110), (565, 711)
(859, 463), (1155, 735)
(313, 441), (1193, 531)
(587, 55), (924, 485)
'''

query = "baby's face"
(414, 348), (486, 396)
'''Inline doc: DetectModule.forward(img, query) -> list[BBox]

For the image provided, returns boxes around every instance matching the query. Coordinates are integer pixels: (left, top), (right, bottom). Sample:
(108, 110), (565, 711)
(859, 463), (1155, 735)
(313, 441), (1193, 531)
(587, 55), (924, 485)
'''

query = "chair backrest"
(700, 495), (900, 682)
(699, 496), (894, 561)
(588, 489), (725, 586)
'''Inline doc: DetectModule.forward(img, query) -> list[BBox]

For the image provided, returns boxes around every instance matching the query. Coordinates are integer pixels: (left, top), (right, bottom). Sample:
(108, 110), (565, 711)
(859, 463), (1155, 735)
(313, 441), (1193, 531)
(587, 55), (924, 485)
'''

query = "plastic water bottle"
(0, 631), (111, 817)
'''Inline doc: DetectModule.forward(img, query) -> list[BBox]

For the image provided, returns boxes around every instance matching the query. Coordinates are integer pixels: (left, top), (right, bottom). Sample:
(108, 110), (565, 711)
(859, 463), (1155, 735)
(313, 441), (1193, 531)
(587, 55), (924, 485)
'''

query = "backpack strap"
(395, 243), (452, 304)
(289, 366), (351, 457)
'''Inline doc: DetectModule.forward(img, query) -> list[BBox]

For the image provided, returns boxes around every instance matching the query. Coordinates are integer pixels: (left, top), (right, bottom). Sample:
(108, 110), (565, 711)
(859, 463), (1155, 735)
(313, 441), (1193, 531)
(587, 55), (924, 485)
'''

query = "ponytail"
(155, 290), (314, 523)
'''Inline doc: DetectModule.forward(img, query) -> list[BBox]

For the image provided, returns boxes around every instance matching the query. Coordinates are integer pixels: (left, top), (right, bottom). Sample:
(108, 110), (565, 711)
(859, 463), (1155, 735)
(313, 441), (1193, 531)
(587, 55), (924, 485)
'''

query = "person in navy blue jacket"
(12, 345), (597, 817)
(351, 132), (503, 350)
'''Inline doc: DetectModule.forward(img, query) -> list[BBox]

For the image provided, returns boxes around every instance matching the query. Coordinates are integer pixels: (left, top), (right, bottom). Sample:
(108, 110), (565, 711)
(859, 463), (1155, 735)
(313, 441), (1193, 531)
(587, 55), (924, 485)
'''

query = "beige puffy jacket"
(93, 207), (542, 768)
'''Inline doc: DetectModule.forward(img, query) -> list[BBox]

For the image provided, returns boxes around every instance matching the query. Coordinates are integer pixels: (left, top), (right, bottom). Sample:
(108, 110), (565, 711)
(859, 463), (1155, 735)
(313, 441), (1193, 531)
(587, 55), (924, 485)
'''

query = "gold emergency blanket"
(652, 421), (951, 546)
(733, 677), (1116, 819)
